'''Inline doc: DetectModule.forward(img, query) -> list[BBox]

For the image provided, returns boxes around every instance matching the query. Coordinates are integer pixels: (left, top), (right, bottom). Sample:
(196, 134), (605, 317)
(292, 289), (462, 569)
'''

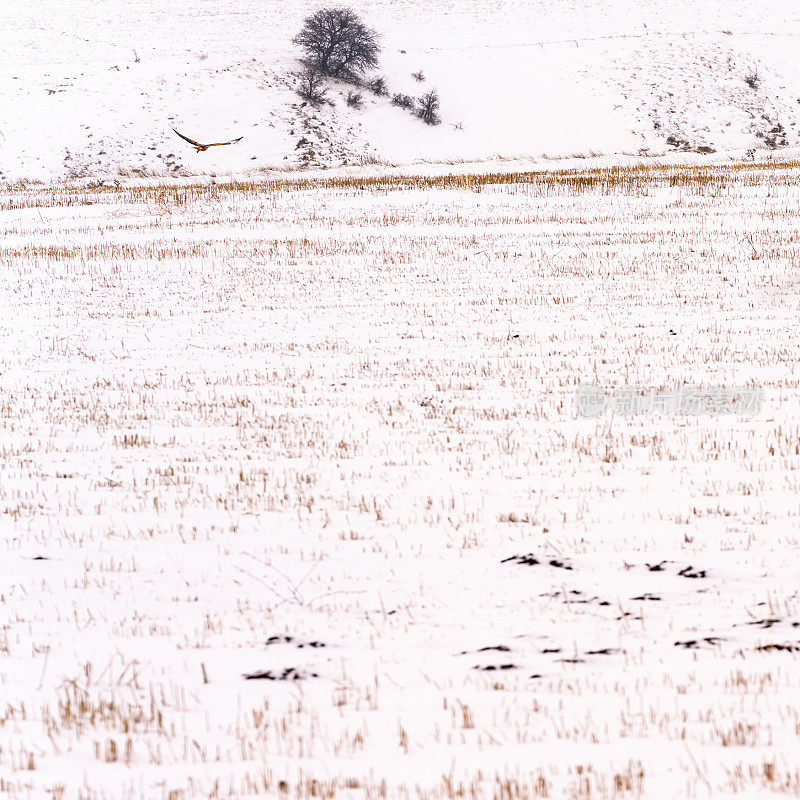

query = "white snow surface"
(3, 1), (800, 798)
(2, 164), (800, 798)
(3, 0), (800, 179)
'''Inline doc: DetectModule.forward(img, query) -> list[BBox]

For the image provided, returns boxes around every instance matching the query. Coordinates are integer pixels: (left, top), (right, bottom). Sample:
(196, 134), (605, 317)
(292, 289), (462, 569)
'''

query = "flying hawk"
(171, 128), (243, 152)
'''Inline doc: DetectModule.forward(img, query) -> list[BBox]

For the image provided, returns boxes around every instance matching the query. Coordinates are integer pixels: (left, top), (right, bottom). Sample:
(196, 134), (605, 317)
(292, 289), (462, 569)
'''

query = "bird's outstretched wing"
(207, 136), (244, 148)
(171, 128), (203, 147)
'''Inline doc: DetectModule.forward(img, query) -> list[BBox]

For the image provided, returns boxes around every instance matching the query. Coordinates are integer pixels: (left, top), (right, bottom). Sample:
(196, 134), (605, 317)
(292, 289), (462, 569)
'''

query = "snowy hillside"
(3, 0), (800, 179)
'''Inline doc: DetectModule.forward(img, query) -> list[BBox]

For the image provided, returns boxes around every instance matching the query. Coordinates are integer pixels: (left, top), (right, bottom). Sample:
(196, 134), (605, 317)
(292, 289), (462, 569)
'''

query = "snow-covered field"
(4, 0), (800, 796)
(3, 161), (800, 798)
(4, 0), (800, 179)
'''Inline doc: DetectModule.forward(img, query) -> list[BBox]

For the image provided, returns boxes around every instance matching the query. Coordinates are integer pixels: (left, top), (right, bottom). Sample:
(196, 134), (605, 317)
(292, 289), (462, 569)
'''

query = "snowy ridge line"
(421, 27), (800, 53)
(8, 147), (800, 194)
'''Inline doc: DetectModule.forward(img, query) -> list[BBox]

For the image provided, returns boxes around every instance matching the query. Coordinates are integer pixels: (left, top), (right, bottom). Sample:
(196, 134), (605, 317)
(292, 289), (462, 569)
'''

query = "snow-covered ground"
(4, 2), (800, 797)
(3, 0), (800, 180)
(2, 162), (800, 798)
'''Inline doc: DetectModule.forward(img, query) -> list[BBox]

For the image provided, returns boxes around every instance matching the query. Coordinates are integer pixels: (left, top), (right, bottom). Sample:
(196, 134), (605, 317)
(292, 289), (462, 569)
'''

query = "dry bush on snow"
(367, 75), (389, 96)
(346, 91), (364, 109)
(296, 65), (329, 106)
(391, 92), (414, 110)
(744, 69), (760, 89)
(416, 88), (441, 125)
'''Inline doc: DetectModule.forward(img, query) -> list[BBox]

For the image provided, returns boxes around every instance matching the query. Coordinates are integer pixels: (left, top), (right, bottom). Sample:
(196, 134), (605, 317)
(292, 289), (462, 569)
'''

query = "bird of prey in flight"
(171, 128), (243, 152)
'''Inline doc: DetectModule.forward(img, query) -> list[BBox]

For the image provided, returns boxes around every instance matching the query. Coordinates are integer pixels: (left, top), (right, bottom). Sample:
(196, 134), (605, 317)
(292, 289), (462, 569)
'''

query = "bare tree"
(296, 65), (329, 106)
(416, 88), (441, 125)
(293, 8), (380, 82)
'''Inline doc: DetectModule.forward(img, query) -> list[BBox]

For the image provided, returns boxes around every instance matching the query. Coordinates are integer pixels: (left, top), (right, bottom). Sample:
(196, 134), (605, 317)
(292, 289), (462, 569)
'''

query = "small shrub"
(416, 88), (441, 125)
(391, 93), (414, 109)
(346, 91), (364, 109)
(411, 70), (425, 82)
(744, 70), (760, 89)
(296, 66), (328, 106)
(367, 75), (388, 96)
